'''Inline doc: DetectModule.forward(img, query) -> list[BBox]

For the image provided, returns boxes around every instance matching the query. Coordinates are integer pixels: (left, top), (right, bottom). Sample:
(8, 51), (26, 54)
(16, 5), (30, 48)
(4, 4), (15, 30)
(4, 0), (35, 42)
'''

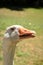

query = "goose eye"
(11, 28), (14, 31)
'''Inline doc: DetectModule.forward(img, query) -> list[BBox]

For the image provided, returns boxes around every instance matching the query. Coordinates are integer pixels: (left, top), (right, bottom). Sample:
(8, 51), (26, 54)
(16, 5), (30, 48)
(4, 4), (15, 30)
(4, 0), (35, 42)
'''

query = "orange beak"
(19, 28), (36, 38)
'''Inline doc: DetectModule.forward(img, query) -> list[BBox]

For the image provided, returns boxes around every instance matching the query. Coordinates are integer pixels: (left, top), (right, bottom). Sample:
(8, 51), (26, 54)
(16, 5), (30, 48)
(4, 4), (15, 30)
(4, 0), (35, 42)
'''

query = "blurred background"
(0, 0), (43, 8)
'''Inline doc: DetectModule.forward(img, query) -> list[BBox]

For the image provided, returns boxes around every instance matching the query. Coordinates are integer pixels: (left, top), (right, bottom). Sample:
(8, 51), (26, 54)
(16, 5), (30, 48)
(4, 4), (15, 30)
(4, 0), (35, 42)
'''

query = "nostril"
(24, 30), (27, 31)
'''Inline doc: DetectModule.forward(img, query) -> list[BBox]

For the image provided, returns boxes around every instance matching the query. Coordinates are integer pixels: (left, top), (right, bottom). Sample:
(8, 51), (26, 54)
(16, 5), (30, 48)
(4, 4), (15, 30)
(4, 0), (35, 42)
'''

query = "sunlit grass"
(0, 8), (43, 65)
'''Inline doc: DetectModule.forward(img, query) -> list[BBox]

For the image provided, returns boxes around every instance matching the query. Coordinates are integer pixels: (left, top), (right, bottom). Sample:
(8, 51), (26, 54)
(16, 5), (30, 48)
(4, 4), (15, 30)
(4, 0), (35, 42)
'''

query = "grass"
(0, 8), (43, 65)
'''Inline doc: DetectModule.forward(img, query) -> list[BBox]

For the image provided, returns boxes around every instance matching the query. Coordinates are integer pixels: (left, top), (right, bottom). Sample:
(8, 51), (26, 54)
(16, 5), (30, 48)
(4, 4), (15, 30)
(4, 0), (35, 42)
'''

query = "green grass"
(0, 8), (43, 65)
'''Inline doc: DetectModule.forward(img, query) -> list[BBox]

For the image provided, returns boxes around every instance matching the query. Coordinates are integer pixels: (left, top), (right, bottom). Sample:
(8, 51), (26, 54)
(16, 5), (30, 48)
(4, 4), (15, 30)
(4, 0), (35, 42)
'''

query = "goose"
(2, 25), (36, 65)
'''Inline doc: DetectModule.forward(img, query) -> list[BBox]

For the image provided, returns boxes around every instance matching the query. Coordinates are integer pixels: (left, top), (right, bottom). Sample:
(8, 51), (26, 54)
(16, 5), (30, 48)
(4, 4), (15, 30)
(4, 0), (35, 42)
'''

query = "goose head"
(4, 25), (36, 42)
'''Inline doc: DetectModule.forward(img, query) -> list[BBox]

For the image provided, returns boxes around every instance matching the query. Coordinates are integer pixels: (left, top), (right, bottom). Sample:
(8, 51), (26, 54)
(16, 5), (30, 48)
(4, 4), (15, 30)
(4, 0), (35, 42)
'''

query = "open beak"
(19, 28), (36, 38)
